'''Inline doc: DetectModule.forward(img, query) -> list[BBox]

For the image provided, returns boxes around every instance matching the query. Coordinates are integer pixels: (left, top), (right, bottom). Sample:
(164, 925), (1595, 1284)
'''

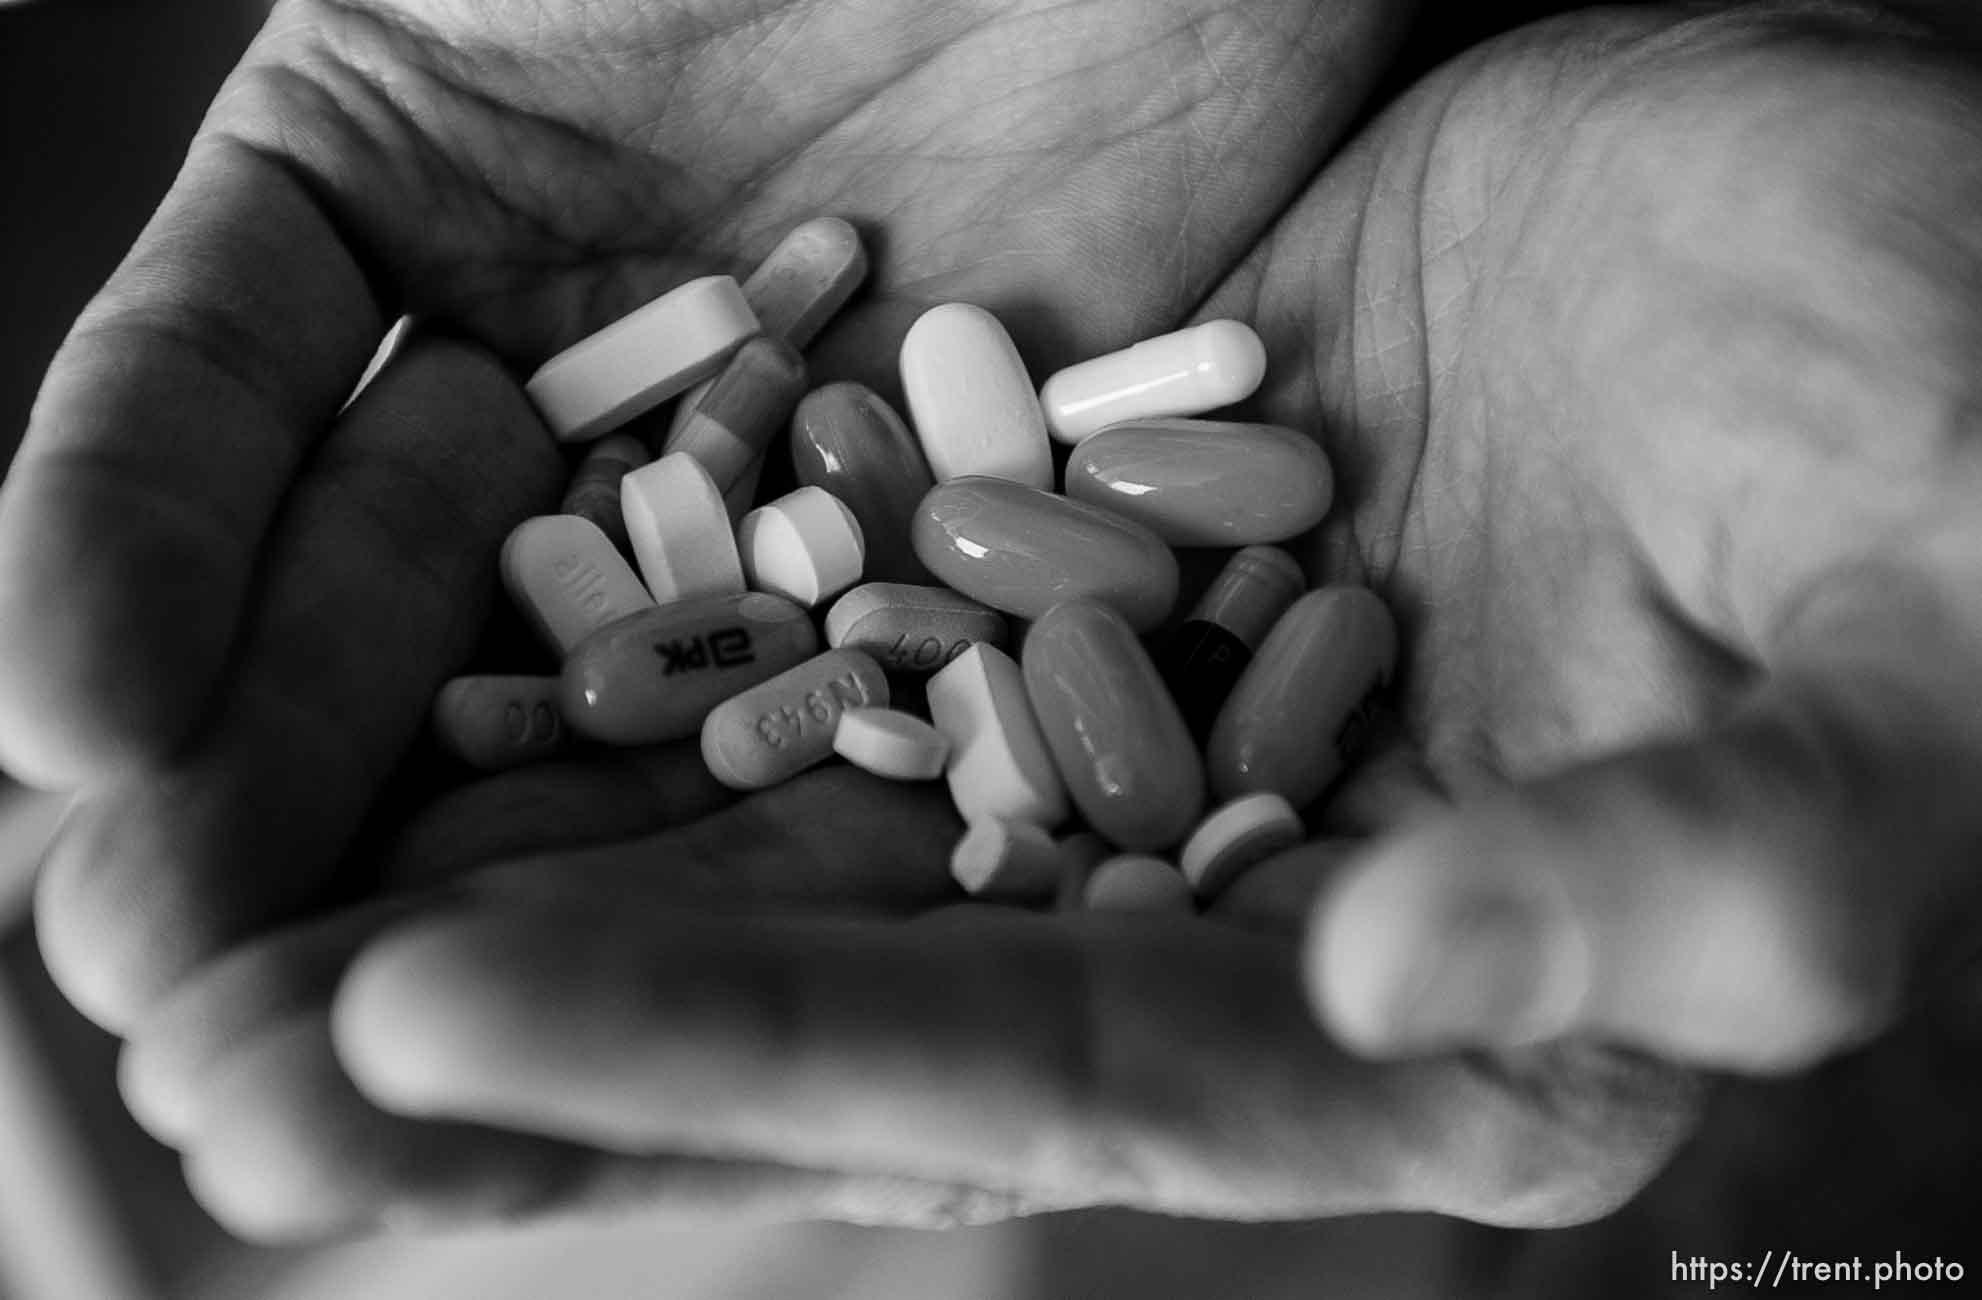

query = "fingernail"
(1311, 832), (1590, 1055)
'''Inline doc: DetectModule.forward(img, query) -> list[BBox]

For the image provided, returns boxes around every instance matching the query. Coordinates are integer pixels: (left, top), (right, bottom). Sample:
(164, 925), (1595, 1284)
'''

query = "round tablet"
(833, 707), (950, 781)
(739, 486), (866, 607)
(1178, 791), (1303, 899)
(1083, 855), (1195, 914)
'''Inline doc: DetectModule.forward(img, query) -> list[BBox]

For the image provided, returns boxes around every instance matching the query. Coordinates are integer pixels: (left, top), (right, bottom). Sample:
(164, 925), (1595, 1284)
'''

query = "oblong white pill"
(526, 276), (759, 442)
(500, 515), (656, 654)
(950, 819), (1064, 900)
(621, 453), (745, 604)
(1178, 792), (1304, 899)
(900, 303), (1052, 488)
(1040, 319), (1268, 445)
(738, 486), (865, 608)
(833, 708), (950, 781)
(1084, 855), (1195, 914)
(926, 644), (1067, 828)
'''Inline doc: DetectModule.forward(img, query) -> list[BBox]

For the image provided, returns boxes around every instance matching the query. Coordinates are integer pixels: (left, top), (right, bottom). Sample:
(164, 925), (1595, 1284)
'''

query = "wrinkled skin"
(5, 0), (1982, 1248)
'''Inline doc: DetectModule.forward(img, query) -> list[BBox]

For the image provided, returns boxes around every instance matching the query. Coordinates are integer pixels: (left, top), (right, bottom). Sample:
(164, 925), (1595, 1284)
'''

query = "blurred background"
(4, 1), (1982, 1297)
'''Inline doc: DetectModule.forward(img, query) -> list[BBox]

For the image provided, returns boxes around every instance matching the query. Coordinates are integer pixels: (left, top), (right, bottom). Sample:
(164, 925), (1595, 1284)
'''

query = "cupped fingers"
(1307, 564), (1982, 1071)
(330, 898), (1700, 1224)
(181, 1013), (1014, 1243)
(124, 767), (962, 1147)
(0, 142), (383, 787)
(36, 332), (561, 1033)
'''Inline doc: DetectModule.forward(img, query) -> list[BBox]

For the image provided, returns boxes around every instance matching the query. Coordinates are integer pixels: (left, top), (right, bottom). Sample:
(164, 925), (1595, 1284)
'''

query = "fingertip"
(332, 910), (524, 1118)
(0, 480), (228, 788)
(180, 1023), (385, 1244)
(33, 799), (169, 1035)
(118, 1031), (199, 1146)
(1302, 817), (1591, 1058)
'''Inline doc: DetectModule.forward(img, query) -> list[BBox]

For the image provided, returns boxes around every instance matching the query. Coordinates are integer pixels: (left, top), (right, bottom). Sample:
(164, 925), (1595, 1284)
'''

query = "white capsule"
(1178, 792), (1304, 899)
(951, 819), (1064, 900)
(926, 644), (1067, 829)
(900, 304), (1053, 488)
(738, 486), (866, 608)
(500, 515), (655, 654)
(526, 277), (759, 442)
(621, 453), (745, 604)
(833, 707), (951, 781)
(1083, 855), (1195, 914)
(1040, 319), (1267, 445)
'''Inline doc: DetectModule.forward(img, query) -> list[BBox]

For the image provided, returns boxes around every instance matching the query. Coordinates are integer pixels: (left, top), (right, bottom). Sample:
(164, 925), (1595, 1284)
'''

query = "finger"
(457, 766), (964, 911)
(0, 141), (383, 786)
(36, 335), (560, 1032)
(1307, 569), (1982, 1071)
(182, 1015), (1011, 1243)
(332, 901), (1698, 1222)
(377, 745), (733, 892)
(125, 768), (961, 1144)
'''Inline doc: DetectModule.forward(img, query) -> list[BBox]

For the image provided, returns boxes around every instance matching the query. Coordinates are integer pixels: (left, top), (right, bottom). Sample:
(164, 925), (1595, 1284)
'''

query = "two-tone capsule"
(1156, 546), (1307, 742)
(913, 477), (1178, 633)
(1022, 601), (1203, 851)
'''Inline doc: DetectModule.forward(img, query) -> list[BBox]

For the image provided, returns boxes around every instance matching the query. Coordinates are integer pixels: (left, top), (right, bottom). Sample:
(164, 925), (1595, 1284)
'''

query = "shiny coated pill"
(560, 592), (816, 745)
(738, 486), (865, 607)
(926, 644), (1068, 828)
(1064, 420), (1333, 546)
(560, 435), (647, 553)
(658, 336), (807, 484)
(913, 477), (1179, 633)
(432, 675), (568, 770)
(900, 304), (1052, 488)
(526, 276), (758, 441)
(701, 648), (888, 789)
(1022, 601), (1203, 851)
(500, 515), (656, 654)
(1040, 319), (1266, 445)
(1208, 586), (1397, 807)
(832, 707), (950, 781)
(1083, 855), (1195, 914)
(790, 383), (936, 584)
(823, 583), (1008, 673)
(621, 453), (745, 604)
(950, 819), (1064, 900)
(1178, 791), (1303, 899)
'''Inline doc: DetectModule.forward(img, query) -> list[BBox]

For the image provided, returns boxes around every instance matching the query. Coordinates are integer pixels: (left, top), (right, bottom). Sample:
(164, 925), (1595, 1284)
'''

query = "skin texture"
(8, 0), (1982, 1249)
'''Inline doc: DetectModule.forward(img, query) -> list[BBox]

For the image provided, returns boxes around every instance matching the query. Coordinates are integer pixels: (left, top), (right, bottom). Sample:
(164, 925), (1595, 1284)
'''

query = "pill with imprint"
(701, 648), (889, 789)
(824, 582), (1008, 673)
(560, 592), (816, 745)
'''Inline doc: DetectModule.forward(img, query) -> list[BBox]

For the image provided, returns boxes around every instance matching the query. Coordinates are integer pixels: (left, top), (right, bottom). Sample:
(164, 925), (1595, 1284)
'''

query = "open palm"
(2, 0), (1397, 1025)
(24, 0), (1982, 1246)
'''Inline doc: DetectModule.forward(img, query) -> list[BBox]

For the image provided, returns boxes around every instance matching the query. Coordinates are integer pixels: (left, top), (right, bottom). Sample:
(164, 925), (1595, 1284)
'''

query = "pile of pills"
(432, 217), (1397, 912)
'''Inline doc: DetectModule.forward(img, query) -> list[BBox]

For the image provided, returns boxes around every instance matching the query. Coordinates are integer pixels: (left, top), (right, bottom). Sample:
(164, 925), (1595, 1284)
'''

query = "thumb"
(1303, 572), (1982, 1072)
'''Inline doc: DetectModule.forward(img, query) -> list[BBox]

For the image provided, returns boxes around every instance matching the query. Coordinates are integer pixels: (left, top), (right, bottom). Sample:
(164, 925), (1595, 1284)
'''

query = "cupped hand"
(133, 0), (1982, 1242)
(0, 0), (1405, 1029)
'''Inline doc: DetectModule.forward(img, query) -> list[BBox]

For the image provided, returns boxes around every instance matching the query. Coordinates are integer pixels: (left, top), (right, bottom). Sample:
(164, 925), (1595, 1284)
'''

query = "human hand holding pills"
(12, 0), (1982, 1246)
